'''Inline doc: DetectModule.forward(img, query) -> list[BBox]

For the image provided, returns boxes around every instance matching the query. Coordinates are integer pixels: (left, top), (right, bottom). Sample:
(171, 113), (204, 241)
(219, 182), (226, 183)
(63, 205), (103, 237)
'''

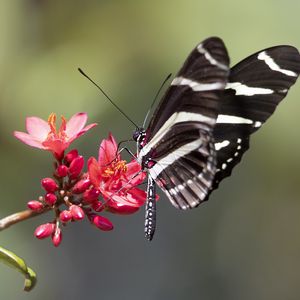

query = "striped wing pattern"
(150, 129), (216, 210)
(136, 37), (300, 240)
(212, 45), (300, 189)
(146, 37), (230, 140)
(139, 37), (230, 210)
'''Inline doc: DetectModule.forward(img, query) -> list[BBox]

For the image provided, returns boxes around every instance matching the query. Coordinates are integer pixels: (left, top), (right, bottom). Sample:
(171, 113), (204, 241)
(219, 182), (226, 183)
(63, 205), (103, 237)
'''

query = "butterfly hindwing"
(148, 126), (216, 209)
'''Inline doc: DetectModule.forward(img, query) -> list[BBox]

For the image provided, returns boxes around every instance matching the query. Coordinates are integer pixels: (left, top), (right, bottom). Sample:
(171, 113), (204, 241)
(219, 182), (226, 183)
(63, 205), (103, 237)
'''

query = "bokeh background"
(0, 1), (300, 299)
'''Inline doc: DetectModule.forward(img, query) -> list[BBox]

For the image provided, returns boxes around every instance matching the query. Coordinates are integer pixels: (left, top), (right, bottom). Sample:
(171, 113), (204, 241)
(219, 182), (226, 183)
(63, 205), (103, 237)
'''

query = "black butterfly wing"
(147, 37), (230, 140)
(147, 126), (216, 210)
(140, 37), (230, 209)
(211, 45), (300, 190)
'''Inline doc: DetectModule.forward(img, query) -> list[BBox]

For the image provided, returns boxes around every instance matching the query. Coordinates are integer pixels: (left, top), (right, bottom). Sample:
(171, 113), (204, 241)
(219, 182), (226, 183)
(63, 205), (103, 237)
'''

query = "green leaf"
(0, 246), (37, 291)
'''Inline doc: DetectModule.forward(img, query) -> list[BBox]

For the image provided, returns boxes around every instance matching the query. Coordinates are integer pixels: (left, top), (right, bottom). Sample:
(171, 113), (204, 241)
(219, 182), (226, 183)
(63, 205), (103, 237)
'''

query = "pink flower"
(14, 112), (97, 159)
(87, 133), (147, 214)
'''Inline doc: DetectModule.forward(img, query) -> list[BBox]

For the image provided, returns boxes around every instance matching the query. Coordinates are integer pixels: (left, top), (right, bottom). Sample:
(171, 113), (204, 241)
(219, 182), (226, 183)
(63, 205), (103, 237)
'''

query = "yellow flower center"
(103, 160), (127, 177)
(47, 113), (68, 140)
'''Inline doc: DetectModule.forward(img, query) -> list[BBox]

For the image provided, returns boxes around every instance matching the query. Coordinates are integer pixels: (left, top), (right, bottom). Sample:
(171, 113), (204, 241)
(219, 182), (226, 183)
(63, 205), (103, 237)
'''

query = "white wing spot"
(169, 188), (177, 195)
(178, 184), (185, 191)
(215, 140), (230, 151)
(222, 163), (227, 170)
(254, 121), (262, 128)
(226, 82), (273, 96)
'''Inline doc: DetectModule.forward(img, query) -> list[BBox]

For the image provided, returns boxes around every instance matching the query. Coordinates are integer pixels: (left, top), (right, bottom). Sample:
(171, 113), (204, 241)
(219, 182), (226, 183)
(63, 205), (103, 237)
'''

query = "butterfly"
(132, 37), (300, 240)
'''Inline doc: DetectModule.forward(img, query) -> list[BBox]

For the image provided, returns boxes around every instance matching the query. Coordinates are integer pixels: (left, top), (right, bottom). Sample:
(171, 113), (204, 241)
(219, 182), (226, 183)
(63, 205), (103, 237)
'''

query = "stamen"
(48, 113), (57, 134)
(102, 160), (127, 177)
(59, 115), (67, 139)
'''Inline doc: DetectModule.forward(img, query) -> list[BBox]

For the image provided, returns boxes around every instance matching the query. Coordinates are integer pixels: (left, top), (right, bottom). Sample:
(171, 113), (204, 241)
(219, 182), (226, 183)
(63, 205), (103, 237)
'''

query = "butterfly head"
(133, 127), (146, 148)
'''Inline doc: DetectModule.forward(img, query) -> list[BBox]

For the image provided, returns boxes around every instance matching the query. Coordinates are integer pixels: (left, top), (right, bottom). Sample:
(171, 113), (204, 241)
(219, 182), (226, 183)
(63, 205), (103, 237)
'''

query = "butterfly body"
(133, 37), (300, 240)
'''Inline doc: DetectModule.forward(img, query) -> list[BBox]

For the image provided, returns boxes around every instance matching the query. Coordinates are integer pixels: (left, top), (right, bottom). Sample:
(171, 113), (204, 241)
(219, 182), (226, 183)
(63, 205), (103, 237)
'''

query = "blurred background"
(0, 0), (300, 299)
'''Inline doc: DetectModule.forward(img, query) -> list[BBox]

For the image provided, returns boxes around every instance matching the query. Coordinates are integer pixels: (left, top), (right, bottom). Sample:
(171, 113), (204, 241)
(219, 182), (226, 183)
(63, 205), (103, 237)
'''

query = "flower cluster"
(15, 113), (147, 247)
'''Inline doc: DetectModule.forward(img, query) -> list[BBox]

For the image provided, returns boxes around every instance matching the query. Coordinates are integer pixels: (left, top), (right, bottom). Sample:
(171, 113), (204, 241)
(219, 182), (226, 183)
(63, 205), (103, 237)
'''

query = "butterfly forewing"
(212, 45), (300, 189)
(146, 37), (230, 140)
(139, 37), (230, 209)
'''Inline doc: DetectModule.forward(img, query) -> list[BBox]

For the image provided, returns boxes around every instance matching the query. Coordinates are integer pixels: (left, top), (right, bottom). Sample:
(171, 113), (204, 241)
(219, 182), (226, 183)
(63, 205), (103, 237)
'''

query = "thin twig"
(0, 209), (49, 232)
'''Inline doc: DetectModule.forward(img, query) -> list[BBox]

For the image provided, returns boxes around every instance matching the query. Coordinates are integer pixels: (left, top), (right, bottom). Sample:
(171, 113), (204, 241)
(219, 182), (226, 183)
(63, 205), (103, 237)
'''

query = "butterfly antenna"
(142, 73), (172, 128)
(78, 68), (139, 128)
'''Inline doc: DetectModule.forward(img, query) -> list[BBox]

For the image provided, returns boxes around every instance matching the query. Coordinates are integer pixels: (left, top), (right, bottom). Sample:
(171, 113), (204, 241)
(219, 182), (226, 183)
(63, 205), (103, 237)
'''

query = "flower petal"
(103, 192), (137, 206)
(126, 187), (147, 206)
(107, 200), (140, 215)
(14, 131), (45, 149)
(98, 133), (119, 166)
(125, 160), (142, 177)
(42, 139), (68, 158)
(65, 112), (88, 137)
(26, 117), (50, 140)
(102, 187), (146, 207)
(88, 157), (102, 187)
(68, 123), (97, 144)
(124, 161), (146, 186)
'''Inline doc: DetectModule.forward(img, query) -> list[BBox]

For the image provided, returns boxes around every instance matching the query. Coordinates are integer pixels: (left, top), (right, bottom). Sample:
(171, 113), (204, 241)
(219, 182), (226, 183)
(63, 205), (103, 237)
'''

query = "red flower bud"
(56, 165), (68, 177)
(27, 200), (44, 212)
(92, 215), (113, 231)
(64, 149), (78, 165)
(52, 227), (62, 247)
(83, 188), (100, 203)
(92, 201), (104, 212)
(70, 205), (85, 220)
(68, 156), (84, 179)
(44, 193), (57, 205)
(34, 223), (55, 239)
(72, 179), (91, 194)
(41, 178), (58, 193)
(59, 210), (72, 222)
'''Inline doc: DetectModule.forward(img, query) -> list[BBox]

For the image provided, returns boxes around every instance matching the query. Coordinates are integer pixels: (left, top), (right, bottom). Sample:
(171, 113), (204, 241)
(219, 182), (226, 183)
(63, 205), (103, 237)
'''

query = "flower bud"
(56, 165), (68, 177)
(59, 210), (72, 222)
(45, 193), (57, 205)
(92, 215), (113, 231)
(64, 149), (78, 165)
(27, 200), (44, 212)
(72, 179), (91, 194)
(83, 188), (100, 203)
(68, 156), (84, 179)
(70, 205), (85, 220)
(52, 227), (62, 247)
(41, 178), (58, 193)
(34, 223), (55, 239)
(92, 201), (104, 212)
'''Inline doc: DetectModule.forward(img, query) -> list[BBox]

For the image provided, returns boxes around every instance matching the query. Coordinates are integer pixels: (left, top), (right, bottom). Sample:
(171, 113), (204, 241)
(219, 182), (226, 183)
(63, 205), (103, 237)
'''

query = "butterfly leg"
(118, 147), (136, 159)
(145, 175), (156, 241)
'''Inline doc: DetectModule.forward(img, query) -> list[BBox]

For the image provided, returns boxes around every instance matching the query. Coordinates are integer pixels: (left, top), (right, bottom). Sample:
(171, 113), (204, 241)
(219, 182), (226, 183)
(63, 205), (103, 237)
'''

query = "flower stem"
(0, 209), (49, 232)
